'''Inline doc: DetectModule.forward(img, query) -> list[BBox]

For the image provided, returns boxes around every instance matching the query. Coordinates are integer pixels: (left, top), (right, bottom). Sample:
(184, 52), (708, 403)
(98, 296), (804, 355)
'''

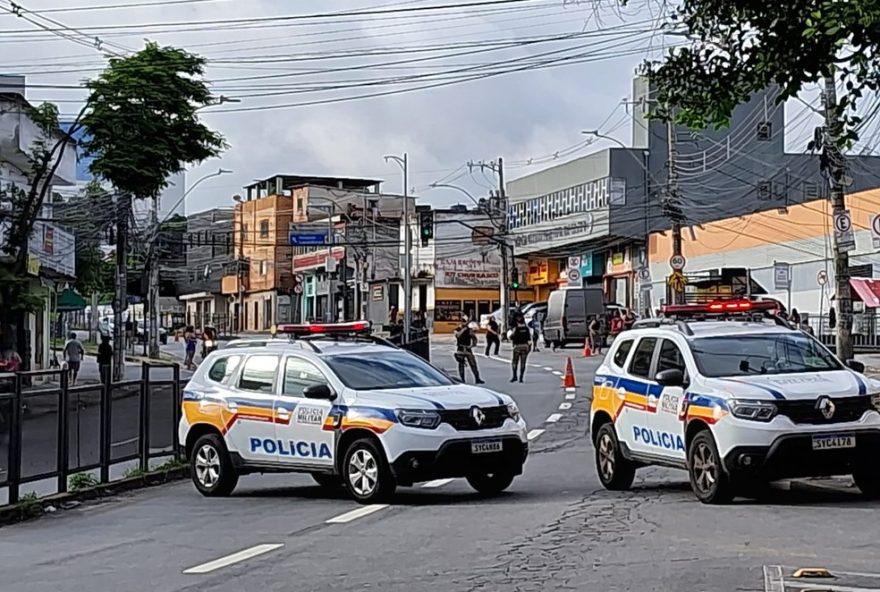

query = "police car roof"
(627, 321), (794, 339)
(222, 338), (393, 356)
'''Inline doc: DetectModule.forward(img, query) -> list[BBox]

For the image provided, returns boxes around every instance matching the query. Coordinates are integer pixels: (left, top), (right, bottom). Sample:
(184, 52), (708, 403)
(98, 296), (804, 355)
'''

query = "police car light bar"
(661, 299), (778, 316)
(275, 321), (371, 335)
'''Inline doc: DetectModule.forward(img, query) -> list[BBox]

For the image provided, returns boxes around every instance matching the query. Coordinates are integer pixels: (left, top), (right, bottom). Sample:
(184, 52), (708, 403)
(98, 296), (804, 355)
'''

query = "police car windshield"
(324, 351), (455, 390)
(691, 333), (842, 377)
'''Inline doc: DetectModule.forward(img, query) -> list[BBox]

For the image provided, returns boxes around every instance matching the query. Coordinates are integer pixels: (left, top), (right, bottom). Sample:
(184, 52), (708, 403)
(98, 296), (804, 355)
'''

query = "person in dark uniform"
(485, 316), (501, 356)
(454, 316), (484, 384)
(509, 313), (532, 383)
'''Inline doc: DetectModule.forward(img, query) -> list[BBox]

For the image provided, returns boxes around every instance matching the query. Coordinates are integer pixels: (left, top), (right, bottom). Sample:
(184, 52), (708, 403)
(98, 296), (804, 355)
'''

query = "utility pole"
(112, 193), (130, 381)
(384, 153), (411, 342)
(824, 71), (853, 361)
(147, 198), (160, 359)
(497, 157), (510, 336)
(667, 118), (685, 304)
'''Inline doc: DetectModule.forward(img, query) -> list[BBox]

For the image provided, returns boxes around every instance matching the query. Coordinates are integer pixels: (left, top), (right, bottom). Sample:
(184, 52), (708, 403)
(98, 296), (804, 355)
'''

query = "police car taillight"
(275, 321), (371, 336)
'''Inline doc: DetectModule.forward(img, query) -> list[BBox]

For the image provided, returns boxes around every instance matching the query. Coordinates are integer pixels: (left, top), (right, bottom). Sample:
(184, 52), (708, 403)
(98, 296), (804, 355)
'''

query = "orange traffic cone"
(562, 356), (577, 388)
(582, 339), (592, 357)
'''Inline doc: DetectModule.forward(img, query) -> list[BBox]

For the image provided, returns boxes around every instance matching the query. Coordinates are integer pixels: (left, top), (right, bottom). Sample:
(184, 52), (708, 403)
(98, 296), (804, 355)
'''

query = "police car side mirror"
(845, 359), (866, 374)
(303, 384), (336, 401)
(655, 368), (685, 387)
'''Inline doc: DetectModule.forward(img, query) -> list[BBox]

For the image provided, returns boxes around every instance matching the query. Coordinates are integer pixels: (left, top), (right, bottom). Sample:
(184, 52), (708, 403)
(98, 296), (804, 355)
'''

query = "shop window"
(434, 300), (462, 322)
(462, 300), (477, 321)
(477, 300), (491, 319)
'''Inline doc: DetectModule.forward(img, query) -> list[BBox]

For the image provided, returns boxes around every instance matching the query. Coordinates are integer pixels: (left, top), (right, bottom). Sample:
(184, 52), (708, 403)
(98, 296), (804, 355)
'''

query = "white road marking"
(558, 402), (572, 410)
(183, 543), (284, 575)
(325, 504), (389, 524)
(545, 413), (563, 423)
(474, 353), (512, 364)
(565, 393), (576, 400)
(762, 565), (784, 592)
(543, 366), (554, 371)
(527, 428), (545, 441)
(111, 437), (139, 448)
(421, 478), (454, 489)
(565, 387), (576, 393)
(552, 371), (563, 376)
(783, 583), (877, 592)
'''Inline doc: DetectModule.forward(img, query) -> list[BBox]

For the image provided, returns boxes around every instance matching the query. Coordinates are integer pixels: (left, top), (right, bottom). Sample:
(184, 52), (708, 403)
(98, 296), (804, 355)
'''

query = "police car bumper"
(390, 435), (528, 486)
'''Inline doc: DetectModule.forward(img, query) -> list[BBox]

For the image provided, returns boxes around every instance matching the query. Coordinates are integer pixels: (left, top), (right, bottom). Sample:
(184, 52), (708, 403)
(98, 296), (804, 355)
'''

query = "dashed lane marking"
(543, 366), (554, 371)
(527, 428), (545, 441)
(552, 371), (562, 376)
(421, 478), (454, 489)
(325, 504), (389, 524)
(565, 393), (576, 400)
(558, 402), (572, 410)
(545, 413), (562, 423)
(565, 387), (576, 393)
(183, 543), (284, 575)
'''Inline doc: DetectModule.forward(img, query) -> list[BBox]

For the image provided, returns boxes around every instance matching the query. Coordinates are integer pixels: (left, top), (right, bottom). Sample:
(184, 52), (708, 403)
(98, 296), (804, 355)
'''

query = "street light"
(384, 153), (411, 343)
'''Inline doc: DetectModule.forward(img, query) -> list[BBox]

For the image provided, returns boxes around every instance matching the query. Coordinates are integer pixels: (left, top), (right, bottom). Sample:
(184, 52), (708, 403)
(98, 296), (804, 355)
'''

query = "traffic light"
(419, 209), (434, 247)
(510, 268), (520, 290)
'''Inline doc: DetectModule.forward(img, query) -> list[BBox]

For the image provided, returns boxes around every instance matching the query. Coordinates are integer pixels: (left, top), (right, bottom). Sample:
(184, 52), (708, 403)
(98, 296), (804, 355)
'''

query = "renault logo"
(471, 406), (485, 426)
(816, 396), (836, 420)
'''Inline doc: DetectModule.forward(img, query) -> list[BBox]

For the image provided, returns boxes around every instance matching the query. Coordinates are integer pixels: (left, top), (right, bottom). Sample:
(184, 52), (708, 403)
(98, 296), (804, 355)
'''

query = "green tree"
(634, 0), (879, 145)
(81, 42), (227, 199)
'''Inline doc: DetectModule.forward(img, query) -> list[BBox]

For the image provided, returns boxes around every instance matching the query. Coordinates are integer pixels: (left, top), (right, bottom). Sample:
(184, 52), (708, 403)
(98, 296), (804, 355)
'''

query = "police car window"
(283, 357), (327, 396)
(324, 351), (454, 390)
(237, 355), (279, 393)
(655, 340), (685, 375)
(612, 339), (634, 368)
(207, 355), (242, 383)
(628, 337), (657, 378)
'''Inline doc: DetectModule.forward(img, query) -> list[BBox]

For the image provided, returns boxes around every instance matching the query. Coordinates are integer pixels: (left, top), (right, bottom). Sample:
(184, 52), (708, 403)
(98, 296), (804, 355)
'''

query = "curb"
(0, 466), (190, 528)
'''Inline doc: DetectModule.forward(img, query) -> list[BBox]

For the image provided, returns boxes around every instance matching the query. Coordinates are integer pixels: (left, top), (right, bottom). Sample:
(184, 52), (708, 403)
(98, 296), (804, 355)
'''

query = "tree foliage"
(634, 0), (880, 146)
(81, 42), (227, 198)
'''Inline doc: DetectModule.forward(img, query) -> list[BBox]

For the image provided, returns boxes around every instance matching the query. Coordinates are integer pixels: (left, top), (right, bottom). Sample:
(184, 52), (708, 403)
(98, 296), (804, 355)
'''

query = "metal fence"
(807, 313), (880, 352)
(0, 362), (183, 506)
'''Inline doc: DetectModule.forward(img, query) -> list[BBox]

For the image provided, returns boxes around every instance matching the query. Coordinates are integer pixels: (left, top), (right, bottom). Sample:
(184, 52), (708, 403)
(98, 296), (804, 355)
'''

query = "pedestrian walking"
(454, 316), (484, 384)
(589, 315), (602, 356)
(509, 314), (531, 383)
(97, 335), (113, 385)
(485, 316), (501, 356)
(183, 325), (197, 370)
(62, 332), (85, 385)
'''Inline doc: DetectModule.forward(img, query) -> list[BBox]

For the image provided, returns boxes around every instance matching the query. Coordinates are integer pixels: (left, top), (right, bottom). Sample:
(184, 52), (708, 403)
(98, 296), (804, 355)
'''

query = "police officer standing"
(454, 316), (484, 384)
(509, 313), (532, 383)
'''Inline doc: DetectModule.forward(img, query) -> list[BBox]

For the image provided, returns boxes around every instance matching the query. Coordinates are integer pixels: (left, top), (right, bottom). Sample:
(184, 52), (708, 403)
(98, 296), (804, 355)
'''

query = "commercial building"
(0, 76), (78, 369)
(506, 77), (880, 312)
(177, 207), (234, 331)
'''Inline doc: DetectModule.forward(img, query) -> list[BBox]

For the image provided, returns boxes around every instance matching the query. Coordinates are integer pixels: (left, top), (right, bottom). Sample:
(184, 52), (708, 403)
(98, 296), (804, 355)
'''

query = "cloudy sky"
(3, 0), (679, 212)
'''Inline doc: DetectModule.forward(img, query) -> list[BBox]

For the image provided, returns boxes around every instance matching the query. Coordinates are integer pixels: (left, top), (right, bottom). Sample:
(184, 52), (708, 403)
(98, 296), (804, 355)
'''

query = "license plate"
(812, 434), (856, 451)
(471, 440), (503, 454)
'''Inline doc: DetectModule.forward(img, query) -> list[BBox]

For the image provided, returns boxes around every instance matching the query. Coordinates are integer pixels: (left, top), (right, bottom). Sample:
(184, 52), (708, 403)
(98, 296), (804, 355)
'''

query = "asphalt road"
(2, 343), (879, 592)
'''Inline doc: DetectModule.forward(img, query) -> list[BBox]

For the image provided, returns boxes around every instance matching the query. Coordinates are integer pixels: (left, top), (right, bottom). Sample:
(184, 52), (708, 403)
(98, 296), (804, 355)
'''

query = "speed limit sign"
(669, 254), (686, 271)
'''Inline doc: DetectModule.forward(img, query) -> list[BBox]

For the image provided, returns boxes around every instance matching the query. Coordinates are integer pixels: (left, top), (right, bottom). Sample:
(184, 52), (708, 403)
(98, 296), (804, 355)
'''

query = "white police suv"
(179, 322), (528, 503)
(591, 299), (880, 504)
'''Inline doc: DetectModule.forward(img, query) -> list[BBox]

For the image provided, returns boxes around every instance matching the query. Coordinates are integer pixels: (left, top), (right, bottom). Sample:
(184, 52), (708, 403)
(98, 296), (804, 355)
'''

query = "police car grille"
(440, 406), (508, 430)
(776, 396), (873, 424)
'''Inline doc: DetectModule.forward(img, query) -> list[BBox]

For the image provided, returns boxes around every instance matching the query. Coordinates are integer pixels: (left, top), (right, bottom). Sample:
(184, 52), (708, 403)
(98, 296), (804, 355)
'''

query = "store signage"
(773, 262), (791, 291)
(507, 176), (624, 230)
(580, 253), (593, 277)
(513, 215), (595, 250)
(528, 258), (550, 285)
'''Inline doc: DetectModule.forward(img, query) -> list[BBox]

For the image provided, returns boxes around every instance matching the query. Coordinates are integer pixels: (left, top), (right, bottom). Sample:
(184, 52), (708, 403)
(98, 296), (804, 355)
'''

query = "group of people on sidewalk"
(453, 311), (543, 385)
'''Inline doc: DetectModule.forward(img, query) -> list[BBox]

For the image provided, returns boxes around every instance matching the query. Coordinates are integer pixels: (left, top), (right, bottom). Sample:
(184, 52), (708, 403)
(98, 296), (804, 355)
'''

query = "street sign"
(567, 256), (581, 270)
(871, 214), (880, 249)
(669, 254), (686, 271)
(289, 232), (328, 246)
(293, 284), (303, 295)
(667, 271), (688, 293)
(833, 210), (856, 252)
(773, 262), (791, 291)
(817, 270), (828, 286)
(295, 273), (305, 284)
(637, 267), (652, 286)
(567, 268), (581, 284)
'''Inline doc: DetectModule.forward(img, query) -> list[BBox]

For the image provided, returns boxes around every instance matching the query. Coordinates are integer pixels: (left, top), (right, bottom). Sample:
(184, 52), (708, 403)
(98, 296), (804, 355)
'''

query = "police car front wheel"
(594, 423), (635, 490)
(687, 431), (734, 504)
(191, 434), (239, 497)
(342, 438), (396, 504)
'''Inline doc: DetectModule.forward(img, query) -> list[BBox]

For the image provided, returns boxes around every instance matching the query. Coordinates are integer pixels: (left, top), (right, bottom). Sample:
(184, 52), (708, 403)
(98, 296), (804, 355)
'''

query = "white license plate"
(812, 434), (856, 451)
(471, 440), (503, 454)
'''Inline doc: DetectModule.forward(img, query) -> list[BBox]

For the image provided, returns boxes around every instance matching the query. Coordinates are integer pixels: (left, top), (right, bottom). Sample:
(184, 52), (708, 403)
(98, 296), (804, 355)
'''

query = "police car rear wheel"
(687, 431), (734, 504)
(343, 438), (395, 504)
(466, 471), (515, 495)
(191, 434), (238, 497)
(595, 423), (635, 490)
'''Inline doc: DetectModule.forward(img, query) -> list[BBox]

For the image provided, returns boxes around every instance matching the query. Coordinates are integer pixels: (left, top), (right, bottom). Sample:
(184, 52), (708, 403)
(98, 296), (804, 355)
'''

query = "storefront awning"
(57, 288), (87, 312)
(849, 278), (880, 308)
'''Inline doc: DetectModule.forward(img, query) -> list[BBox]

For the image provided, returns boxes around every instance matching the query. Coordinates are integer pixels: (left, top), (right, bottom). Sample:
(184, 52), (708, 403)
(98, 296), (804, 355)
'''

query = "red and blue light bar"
(660, 299), (779, 316)
(275, 321), (371, 335)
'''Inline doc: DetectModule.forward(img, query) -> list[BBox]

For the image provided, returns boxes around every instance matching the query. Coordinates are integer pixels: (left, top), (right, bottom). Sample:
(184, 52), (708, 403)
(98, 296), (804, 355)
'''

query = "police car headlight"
(872, 394), (880, 412)
(506, 402), (522, 422)
(397, 409), (441, 429)
(730, 399), (777, 422)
